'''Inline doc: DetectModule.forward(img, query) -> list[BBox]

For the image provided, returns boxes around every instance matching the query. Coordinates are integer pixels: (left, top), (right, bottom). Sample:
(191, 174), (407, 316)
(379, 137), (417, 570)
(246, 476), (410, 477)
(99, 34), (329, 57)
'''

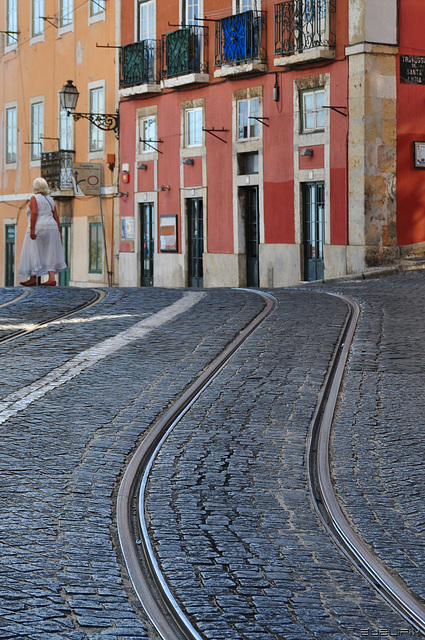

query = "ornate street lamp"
(59, 80), (119, 137)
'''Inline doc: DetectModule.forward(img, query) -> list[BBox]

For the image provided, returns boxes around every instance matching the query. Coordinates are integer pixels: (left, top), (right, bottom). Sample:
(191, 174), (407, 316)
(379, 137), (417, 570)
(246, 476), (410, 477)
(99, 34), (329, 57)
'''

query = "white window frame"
(59, 0), (74, 33)
(139, 115), (156, 154)
(137, 0), (155, 40)
(88, 81), (105, 157)
(234, 0), (257, 13)
(89, 0), (105, 24)
(5, 0), (18, 50)
(31, 0), (44, 40)
(30, 99), (44, 165)
(237, 97), (260, 141)
(185, 107), (203, 148)
(5, 104), (17, 167)
(301, 87), (325, 133)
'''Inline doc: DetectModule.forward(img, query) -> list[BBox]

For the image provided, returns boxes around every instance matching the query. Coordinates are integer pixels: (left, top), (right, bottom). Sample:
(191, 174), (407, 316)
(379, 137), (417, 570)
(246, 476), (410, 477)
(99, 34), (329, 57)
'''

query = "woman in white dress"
(18, 178), (67, 286)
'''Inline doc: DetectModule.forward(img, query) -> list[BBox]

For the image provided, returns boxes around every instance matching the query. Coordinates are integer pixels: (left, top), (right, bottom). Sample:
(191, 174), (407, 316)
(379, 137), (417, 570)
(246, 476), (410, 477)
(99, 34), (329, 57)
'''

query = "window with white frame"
(31, 101), (44, 161)
(59, 108), (74, 150)
(6, 107), (17, 165)
(236, 0), (254, 12)
(139, 116), (156, 153)
(237, 97), (259, 140)
(6, 0), (18, 47)
(183, 0), (199, 26)
(32, 0), (44, 37)
(89, 86), (105, 153)
(301, 87), (325, 132)
(138, 0), (155, 40)
(60, 0), (73, 28)
(90, 0), (105, 16)
(185, 107), (203, 147)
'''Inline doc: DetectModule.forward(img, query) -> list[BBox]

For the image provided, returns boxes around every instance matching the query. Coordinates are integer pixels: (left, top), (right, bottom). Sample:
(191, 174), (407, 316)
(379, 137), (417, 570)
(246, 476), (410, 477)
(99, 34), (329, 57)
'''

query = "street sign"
(400, 55), (425, 85)
(72, 163), (102, 196)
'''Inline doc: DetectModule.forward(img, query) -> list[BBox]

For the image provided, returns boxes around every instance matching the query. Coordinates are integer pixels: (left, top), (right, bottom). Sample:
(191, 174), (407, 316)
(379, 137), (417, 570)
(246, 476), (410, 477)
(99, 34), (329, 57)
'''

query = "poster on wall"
(121, 217), (135, 240)
(160, 215), (178, 252)
(413, 142), (425, 168)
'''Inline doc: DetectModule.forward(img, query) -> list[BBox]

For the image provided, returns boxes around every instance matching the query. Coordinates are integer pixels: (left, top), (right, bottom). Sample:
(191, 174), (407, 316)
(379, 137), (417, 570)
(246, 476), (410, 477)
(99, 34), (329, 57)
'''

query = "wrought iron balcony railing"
(215, 10), (266, 67)
(41, 150), (75, 192)
(120, 40), (159, 88)
(275, 0), (335, 56)
(162, 26), (208, 79)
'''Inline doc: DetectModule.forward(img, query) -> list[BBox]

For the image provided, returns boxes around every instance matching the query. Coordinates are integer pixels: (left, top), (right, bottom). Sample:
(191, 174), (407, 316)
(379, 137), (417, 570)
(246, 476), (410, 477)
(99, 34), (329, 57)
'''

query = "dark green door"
(245, 186), (259, 287)
(141, 203), (154, 286)
(5, 224), (15, 286)
(303, 182), (325, 281)
(59, 224), (71, 286)
(187, 198), (203, 287)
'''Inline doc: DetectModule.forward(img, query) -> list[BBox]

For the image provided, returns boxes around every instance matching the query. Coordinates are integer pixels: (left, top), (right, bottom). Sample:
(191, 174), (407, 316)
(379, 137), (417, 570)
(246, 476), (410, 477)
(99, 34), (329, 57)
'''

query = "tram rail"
(0, 288), (106, 345)
(118, 289), (425, 640)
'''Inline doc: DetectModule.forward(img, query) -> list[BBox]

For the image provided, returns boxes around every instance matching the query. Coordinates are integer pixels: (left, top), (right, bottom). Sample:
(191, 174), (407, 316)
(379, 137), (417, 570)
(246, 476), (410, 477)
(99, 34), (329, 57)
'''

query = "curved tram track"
(0, 287), (105, 345)
(118, 289), (425, 640)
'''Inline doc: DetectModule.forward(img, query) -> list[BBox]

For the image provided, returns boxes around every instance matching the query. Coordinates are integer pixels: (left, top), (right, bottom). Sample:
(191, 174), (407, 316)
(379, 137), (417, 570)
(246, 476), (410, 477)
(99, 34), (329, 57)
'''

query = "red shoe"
(20, 280), (37, 286)
(41, 280), (56, 286)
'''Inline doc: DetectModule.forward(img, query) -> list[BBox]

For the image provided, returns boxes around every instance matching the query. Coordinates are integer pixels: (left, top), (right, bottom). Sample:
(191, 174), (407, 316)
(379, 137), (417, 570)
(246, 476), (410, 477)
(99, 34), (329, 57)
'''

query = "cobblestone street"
(0, 270), (424, 639)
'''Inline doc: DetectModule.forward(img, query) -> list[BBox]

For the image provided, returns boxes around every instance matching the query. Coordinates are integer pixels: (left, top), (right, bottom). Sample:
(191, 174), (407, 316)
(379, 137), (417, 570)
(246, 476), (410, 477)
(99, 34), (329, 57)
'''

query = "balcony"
(274, 0), (336, 66)
(161, 26), (209, 88)
(41, 150), (75, 194)
(119, 40), (161, 97)
(215, 11), (267, 77)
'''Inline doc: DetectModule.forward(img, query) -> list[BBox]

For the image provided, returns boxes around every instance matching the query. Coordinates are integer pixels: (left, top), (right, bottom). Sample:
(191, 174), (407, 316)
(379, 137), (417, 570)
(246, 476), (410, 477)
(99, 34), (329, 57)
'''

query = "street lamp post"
(59, 80), (119, 137)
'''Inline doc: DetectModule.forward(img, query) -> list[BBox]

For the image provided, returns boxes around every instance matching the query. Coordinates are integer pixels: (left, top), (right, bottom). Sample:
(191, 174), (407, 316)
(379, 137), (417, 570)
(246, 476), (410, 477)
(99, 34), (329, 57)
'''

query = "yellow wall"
(0, 1), (119, 286)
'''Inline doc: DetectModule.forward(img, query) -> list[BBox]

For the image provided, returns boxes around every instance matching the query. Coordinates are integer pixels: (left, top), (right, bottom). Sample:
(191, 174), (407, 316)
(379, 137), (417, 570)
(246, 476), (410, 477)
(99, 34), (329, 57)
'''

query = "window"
(301, 88), (325, 132)
(59, 109), (74, 150)
(237, 97), (259, 140)
(185, 107), (202, 147)
(89, 223), (103, 273)
(236, 0), (254, 12)
(6, 107), (17, 165)
(183, 0), (199, 26)
(138, 0), (155, 40)
(90, 0), (105, 16)
(32, 0), (44, 37)
(60, 0), (73, 28)
(6, 0), (18, 46)
(31, 102), (44, 161)
(238, 151), (259, 174)
(89, 86), (104, 153)
(139, 116), (156, 153)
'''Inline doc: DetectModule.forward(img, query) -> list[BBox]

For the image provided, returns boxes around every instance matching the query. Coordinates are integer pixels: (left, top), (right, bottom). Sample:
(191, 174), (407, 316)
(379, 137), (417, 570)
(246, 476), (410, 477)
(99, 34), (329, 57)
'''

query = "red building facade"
(117, 0), (424, 288)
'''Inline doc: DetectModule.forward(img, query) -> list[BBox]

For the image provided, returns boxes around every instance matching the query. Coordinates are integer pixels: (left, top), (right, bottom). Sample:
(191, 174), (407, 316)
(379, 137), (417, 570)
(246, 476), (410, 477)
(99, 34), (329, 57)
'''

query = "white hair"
(33, 178), (50, 195)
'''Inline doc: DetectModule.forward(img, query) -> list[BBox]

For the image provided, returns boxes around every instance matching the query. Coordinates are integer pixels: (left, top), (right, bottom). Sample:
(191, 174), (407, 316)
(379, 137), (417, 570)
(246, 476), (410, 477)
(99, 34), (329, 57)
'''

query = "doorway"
(140, 203), (154, 286)
(5, 224), (15, 286)
(187, 198), (203, 287)
(302, 182), (325, 281)
(59, 223), (71, 286)
(243, 186), (259, 287)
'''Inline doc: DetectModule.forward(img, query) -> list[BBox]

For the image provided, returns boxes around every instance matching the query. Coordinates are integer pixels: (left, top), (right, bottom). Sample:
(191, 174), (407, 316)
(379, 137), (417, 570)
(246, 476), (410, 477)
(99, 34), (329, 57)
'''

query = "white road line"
(0, 292), (204, 425)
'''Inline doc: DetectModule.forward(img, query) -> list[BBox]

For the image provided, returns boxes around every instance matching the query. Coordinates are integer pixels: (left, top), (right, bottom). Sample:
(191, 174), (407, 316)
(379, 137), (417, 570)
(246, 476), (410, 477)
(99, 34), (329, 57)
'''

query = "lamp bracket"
(69, 111), (120, 137)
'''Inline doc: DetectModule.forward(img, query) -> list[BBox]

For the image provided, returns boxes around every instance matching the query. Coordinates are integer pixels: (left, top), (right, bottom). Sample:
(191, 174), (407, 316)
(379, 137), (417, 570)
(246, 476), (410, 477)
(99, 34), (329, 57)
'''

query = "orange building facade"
(116, 0), (424, 289)
(0, 0), (119, 286)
